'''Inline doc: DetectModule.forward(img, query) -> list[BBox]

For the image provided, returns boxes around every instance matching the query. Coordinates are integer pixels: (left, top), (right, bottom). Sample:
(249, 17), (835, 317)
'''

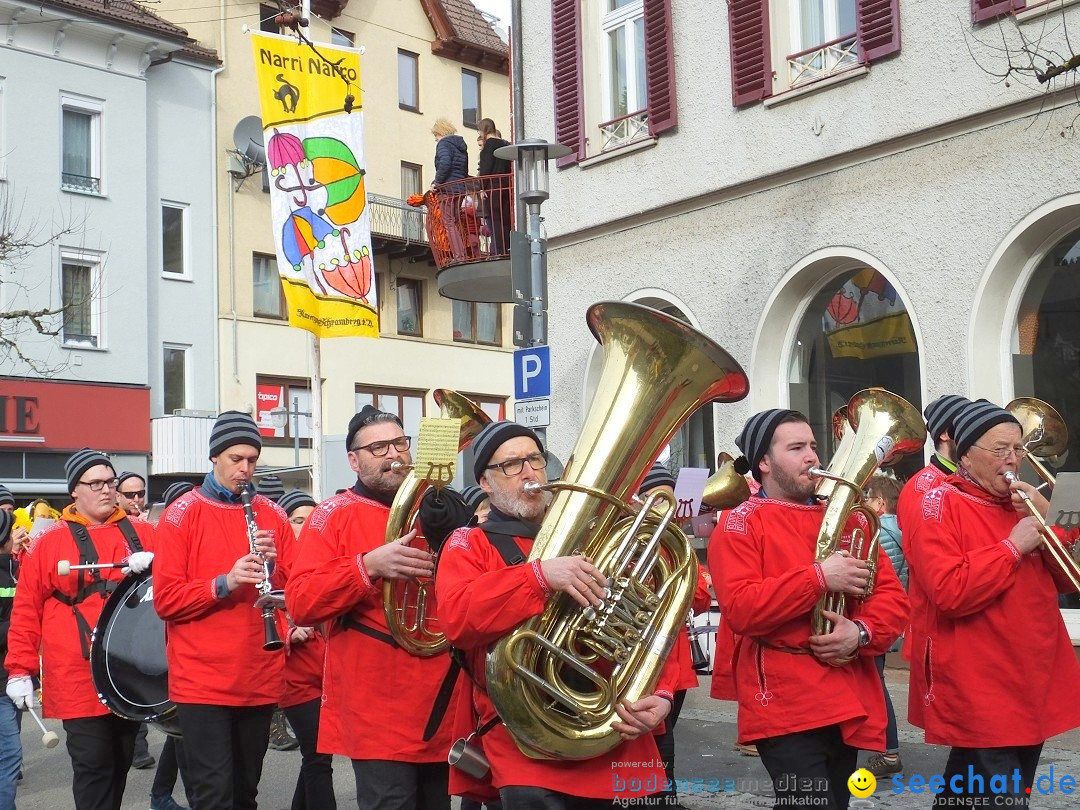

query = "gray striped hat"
(162, 481), (195, 506)
(208, 411), (262, 459)
(639, 462), (676, 494)
(735, 409), (806, 482)
(953, 399), (1020, 460)
(923, 395), (971, 443)
(278, 490), (317, 516)
(0, 485), (13, 509)
(471, 421), (543, 481)
(256, 475), (286, 502)
(460, 486), (488, 510)
(65, 448), (115, 494)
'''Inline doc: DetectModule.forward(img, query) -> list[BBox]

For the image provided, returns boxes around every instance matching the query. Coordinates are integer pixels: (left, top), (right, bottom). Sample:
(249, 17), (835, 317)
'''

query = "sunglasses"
(119, 489), (147, 499)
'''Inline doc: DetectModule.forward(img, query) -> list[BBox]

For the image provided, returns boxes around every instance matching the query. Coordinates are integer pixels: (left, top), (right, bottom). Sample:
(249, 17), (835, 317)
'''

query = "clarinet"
(240, 484), (285, 651)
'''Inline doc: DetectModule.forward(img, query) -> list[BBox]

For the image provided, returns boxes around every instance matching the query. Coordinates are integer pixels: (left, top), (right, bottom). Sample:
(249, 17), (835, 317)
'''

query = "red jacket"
(279, 526), (325, 709)
(285, 490), (459, 762)
(906, 474), (1080, 746)
(672, 565), (713, 691)
(153, 489), (288, 706)
(708, 496), (909, 750)
(6, 507), (155, 720)
(435, 525), (680, 800)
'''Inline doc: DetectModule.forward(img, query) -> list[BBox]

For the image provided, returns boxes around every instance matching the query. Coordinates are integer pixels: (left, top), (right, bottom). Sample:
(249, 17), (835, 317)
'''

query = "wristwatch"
(855, 621), (870, 648)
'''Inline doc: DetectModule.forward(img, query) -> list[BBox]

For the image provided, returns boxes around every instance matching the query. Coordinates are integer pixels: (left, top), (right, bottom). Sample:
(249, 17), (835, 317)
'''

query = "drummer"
(4, 449), (155, 810)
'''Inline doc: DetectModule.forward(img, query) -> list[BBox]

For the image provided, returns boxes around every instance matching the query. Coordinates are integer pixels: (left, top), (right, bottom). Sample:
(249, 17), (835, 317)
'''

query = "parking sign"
(514, 346), (551, 401)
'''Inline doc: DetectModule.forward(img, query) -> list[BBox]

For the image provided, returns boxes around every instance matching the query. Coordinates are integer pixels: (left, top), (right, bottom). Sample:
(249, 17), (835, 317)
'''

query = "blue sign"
(514, 346), (550, 400)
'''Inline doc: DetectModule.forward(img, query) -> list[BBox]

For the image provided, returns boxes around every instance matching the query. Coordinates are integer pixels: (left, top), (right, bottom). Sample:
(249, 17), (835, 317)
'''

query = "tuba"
(700, 452), (752, 511)
(485, 301), (749, 760)
(808, 389), (926, 638)
(382, 388), (491, 656)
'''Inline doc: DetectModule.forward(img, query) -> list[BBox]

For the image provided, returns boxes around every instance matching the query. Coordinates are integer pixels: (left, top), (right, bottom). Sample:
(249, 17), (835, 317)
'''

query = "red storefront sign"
(0, 379), (150, 453)
(255, 383), (285, 438)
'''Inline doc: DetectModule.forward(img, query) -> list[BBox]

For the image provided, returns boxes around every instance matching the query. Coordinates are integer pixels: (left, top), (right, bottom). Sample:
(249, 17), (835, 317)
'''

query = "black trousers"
(499, 786), (617, 810)
(62, 714), (140, 810)
(755, 725), (858, 810)
(352, 760), (449, 810)
(151, 734), (195, 805)
(653, 689), (687, 805)
(283, 697), (336, 810)
(933, 745), (1043, 808)
(175, 702), (275, 810)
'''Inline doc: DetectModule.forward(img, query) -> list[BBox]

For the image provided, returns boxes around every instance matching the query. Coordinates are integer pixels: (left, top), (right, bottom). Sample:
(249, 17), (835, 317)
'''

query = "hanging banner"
(823, 269), (916, 360)
(252, 31), (377, 338)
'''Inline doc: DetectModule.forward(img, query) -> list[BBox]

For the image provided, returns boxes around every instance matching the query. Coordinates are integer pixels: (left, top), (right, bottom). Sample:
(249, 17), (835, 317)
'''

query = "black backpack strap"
(422, 657), (461, 741)
(52, 522), (118, 660)
(115, 517), (143, 554)
(338, 615), (400, 648)
(482, 531), (527, 566)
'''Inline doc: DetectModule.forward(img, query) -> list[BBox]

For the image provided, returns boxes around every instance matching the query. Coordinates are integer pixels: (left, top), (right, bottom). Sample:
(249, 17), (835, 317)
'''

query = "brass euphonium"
(700, 452), (752, 511)
(382, 388), (491, 657)
(808, 389), (926, 638)
(485, 301), (749, 760)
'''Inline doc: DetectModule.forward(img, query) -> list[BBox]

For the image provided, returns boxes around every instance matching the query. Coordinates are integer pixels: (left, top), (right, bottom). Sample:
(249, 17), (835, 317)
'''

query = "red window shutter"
(972, 0), (1026, 23)
(644, 0), (678, 135)
(728, 0), (771, 108)
(551, 0), (585, 167)
(857, 0), (900, 63)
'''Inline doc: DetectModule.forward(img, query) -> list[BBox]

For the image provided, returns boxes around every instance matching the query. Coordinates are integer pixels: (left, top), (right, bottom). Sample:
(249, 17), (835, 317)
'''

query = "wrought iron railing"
(598, 109), (650, 152)
(417, 174), (513, 269)
(788, 34), (859, 88)
(368, 193), (428, 244)
(61, 173), (100, 194)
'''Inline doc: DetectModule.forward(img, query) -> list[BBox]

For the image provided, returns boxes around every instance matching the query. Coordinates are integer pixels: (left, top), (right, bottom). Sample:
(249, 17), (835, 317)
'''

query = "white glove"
(6, 676), (34, 710)
(123, 551), (155, 575)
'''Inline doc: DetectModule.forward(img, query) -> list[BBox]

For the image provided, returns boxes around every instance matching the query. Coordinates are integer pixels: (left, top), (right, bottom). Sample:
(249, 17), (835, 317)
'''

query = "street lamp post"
(269, 397), (311, 467)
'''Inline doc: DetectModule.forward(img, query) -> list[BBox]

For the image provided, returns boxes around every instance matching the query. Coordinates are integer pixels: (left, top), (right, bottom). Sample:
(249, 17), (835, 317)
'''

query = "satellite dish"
(233, 116), (266, 166)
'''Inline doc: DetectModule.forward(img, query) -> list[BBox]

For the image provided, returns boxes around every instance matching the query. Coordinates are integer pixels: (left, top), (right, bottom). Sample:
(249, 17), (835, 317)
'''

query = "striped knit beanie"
(0, 509), (11, 544)
(0, 485), (13, 509)
(460, 486), (488, 511)
(639, 462), (676, 494)
(162, 481), (196, 507)
(208, 411), (262, 459)
(923, 395), (971, 443)
(65, 448), (115, 495)
(734, 409), (805, 482)
(256, 475), (286, 503)
(278, 490), (317, 516)
(953, 399), (1021, 459)
(471, 421), (543, 481)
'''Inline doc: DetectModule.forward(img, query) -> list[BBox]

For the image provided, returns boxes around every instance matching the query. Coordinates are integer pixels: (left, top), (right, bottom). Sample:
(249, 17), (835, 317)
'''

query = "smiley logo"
(847, 768), (877, 797)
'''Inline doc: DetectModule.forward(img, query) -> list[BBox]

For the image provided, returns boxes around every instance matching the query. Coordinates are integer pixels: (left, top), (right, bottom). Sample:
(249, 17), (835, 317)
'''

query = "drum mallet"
(24, 706), (59, 749)
(57, 560), (127, 577)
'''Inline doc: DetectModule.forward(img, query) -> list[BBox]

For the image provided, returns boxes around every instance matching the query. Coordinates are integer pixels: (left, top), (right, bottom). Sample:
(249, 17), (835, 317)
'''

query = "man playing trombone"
(906, 399), (1080, 806)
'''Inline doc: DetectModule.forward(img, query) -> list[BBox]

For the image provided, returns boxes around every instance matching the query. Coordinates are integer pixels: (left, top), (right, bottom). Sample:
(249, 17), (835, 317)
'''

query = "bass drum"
(90, 573), (180, 737)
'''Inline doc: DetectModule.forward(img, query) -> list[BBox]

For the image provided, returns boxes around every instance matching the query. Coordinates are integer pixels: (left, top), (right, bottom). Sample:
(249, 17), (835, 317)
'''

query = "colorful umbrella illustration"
(268, 128), (318, 207)
(319, 228), (372, 302)
(303, 136), (367, 226)
(282, 206), (338, 293)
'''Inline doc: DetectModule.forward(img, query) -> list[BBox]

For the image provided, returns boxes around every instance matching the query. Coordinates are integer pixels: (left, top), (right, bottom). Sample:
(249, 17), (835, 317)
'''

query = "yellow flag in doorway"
(252, 31), (377, 338)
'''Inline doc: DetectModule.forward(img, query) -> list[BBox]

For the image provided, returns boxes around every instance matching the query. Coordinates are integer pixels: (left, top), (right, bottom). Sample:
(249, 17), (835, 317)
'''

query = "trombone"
(1004, 397), (1080, 592)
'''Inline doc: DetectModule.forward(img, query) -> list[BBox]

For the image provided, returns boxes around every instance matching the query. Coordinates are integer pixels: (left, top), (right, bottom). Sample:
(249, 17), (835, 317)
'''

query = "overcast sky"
(470, 0), (512, 35)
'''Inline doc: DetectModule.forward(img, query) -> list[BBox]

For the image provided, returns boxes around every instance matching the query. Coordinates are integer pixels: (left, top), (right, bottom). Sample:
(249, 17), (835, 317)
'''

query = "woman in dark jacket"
(476, 118), (512, 255)
(430, 118), (471, 259)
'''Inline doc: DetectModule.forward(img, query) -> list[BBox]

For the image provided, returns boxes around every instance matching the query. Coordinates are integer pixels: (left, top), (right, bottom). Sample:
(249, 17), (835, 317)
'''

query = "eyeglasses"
(79, 478), (119, 493)
(351, 436), (412, 457)
(486, 453), (547, 476)
(972, 444), (1029, 460)
(119, 490), (146, 499)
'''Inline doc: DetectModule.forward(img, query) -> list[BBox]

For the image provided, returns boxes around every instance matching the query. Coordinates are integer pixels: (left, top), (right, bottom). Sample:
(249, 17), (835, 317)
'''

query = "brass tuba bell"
(700, 452), (752, 511)
(485, 301), (749, 760)
(382, 388), (491, 657)
(1006, 396), (1069, 485)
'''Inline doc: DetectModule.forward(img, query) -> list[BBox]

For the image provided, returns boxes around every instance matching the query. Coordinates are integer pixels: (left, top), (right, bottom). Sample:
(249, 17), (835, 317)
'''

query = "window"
(401, 162), (424, 240)
(453, 300), (501, 345)
(60, 252), (102, 347)
(162, 203), (187, 276)
(256, 377), (313, 444)
(61, 97), (102, 194)
(551, 0), (677, 166)
(253, 253), (287, 319)
(727, 0), (900, 106)
(398, 50), (419, 112)
(396, 278), (422, 336)
(973, 0), (1027, 23)
(331, 27), (355, 47)
(788, 267), (921, 479)
(462, 70), (481, 128)
(163, 344), (188, 414)
(259, 3), (279, 33)
(355, 386), (425, 443)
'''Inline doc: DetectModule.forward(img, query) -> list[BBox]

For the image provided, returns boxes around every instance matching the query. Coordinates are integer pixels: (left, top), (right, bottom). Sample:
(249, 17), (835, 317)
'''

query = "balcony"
(788, 34), (859, 88)
(369, 193), (431, 263)
(151, 413), (216, 476)
(61, 173), (100, 194)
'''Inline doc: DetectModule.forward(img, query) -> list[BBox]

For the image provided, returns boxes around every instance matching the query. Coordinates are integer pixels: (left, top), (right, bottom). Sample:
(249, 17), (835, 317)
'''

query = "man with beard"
(708, 410), (909, 810)
(436, 421), (682, 809)
(153, 411), (289, 810)
(906, 400), (1080, 807)
(286, 405), (458, 810)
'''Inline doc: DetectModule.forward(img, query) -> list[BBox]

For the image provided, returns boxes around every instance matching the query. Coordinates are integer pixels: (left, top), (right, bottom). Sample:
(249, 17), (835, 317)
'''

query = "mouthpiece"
(1004, 471), (1031, 500)
(523, 482), (543, 494)
(390, 461), (413, 473)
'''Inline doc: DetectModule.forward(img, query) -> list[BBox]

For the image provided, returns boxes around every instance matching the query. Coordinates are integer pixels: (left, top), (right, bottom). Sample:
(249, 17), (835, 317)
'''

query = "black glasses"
(119, 490), (146, 499)
(486, 453), (547, 477)
(79, 478), (119, 493)
(351, 436), (412, 457)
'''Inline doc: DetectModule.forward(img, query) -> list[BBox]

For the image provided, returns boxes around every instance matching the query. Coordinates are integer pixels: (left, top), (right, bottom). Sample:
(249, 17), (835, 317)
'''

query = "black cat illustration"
(275, 74), (300, 113)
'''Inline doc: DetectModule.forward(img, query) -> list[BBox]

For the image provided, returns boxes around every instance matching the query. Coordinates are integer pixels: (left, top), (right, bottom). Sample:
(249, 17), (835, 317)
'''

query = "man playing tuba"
(709, 409), (909, 810)
(436, 421), (681, 809)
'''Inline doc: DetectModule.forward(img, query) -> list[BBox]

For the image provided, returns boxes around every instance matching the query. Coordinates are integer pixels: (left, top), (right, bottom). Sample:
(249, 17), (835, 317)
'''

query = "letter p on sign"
(514, 346), (551, 401)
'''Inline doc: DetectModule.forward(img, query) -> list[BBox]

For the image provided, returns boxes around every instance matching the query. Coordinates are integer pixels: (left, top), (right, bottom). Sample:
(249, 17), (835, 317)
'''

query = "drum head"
(90, 574), (180, 736)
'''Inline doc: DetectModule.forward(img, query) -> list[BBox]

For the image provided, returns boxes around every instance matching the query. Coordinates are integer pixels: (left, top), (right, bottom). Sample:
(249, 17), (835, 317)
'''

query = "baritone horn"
(382, 388), (491, 657)
(486, 301), (749, 760)
(808, 389), (926, 638)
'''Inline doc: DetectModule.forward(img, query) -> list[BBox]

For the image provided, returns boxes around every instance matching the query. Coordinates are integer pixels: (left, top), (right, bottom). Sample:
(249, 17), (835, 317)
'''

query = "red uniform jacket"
(6, 506), (155, 720)
(672, 565), (713, 691)
(708, 496), (909, 750)
(285, 490), (459, 762)
(436, 525), (680, 800)
(906, 475), (1080, 746)
(279, 526), (325, 709)
(154, 489), (288, 706)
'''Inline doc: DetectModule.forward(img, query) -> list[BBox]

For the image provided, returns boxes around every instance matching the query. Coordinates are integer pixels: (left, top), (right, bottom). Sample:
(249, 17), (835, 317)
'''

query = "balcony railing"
(61, 173), (100, 194)
(369, 193), (428, 244)
(598, 109), (650, 152)
(788, 34), (859, 88)
(416, 174), (513, 270)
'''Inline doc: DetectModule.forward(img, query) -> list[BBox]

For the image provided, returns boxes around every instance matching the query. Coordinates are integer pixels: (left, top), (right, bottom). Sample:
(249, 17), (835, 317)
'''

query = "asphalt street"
(13, 661), (1080, 809)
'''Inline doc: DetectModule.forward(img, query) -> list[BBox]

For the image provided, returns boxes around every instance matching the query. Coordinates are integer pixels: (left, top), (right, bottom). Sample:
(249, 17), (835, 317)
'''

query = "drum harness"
(52, 518), (143, 660)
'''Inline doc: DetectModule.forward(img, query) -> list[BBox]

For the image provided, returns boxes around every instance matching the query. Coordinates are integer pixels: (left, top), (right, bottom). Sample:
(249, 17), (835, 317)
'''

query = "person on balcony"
(476, 119), (511, 255)
(431, 119), (472, 261)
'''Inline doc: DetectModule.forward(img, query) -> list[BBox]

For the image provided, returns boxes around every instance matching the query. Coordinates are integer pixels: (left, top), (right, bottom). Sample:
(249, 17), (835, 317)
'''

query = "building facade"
(0, 0), (218, 499)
